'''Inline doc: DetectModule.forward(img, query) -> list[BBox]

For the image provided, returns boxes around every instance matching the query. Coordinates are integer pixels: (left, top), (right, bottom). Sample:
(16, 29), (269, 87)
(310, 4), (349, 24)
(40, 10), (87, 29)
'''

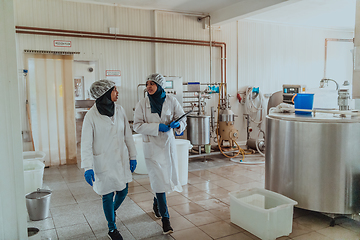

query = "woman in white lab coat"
(133, 73), (186, 234)
(81, 79), (137, 240)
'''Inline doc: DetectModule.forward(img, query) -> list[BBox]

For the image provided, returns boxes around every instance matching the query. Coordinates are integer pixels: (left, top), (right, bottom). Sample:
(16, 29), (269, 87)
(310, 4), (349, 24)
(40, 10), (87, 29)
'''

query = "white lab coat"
(133, 95), (186, 193)
(81, 104), (137, 196)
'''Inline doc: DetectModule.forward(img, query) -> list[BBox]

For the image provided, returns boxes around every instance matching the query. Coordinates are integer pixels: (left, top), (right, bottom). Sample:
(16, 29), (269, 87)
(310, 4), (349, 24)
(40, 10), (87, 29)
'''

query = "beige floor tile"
(168, 207), (182, 218)
(170, 227), (212, 240)
(191, 181), (221, 191)
(167, 195), (191, 206)
(190, 170), (209, 177)
(222, 184), (243, 192)
(169, 215), (196, 231)
(211, 179), (239, 188)
(128, 180), (140, 187)
(171, 202), (206, 215)
(184, 211), (221, 226)
(218, 196), (230, 205)
(199, 221), (241, 239)
(205, 188), (230, 199)
(141, 183), (153, 191)
(182, 191), (214, 202)
(136, 199), (154, 212)
(181, 185), (202, 194)
(292, 231), (332, 240)
(294, 213), (332, 231)
(135, 177), (150, 185)
(217, 232), (253, 240)
(340, 218), (360, 234)
(128, 192), (154, 203)
(208, 206), (231, 220)
(167, 191), (182, 197)
(195, 198), (228, 210)
(316, 225), (360, 240)
(288, 221), (314, 238)
(188, 176), (209, 184)
(128, 185), (149, 195)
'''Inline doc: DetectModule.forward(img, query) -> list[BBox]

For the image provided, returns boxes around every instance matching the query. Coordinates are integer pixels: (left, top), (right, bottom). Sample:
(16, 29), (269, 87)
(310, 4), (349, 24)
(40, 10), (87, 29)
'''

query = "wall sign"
(106, 70), (121, 86)
(106, 70), (121, 76)
(54, 40), (71, 47)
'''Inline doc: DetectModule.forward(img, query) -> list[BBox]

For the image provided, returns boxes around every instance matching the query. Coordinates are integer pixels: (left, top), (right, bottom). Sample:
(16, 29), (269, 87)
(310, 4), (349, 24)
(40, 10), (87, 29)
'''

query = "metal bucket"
(187, 115), (210, 145)
(26, 189), (52, 221)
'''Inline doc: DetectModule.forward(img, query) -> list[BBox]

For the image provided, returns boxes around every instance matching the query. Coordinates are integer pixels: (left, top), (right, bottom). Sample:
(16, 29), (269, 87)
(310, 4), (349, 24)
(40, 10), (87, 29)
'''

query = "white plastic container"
(229, 188), (297, 240)
(175, 139), (193, 185)
(23, 160), (45, 195)
(132, 134), (147, 174)
(23, 151), (46, 165)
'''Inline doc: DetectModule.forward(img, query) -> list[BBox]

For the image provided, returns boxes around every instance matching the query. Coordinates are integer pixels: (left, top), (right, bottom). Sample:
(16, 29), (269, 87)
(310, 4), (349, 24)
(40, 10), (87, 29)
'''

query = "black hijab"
(148, 83), (166, 117)
(96, 87), (115, 117)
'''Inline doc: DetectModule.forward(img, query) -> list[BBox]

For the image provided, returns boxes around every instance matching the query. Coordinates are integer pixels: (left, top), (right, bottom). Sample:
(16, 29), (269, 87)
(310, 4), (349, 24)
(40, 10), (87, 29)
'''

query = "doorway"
(26, 54), (76, 166)
(73, 61), (97, 167)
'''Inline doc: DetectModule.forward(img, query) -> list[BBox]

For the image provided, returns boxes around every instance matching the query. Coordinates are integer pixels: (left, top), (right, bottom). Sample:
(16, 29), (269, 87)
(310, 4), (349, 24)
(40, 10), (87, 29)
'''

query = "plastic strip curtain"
(27, 54), (74, 166)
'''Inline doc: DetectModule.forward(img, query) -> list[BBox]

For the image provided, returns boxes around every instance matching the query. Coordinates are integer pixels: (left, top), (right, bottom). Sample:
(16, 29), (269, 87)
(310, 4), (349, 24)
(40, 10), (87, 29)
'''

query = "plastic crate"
(23, 151), (46, 164)
(229, 188), (297, 240)
(23, 160), (45, 195)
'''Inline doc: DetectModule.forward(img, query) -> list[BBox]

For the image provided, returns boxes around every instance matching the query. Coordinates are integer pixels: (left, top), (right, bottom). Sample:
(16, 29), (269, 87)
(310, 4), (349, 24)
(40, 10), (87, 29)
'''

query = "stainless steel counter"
(265, 111), (360, 214)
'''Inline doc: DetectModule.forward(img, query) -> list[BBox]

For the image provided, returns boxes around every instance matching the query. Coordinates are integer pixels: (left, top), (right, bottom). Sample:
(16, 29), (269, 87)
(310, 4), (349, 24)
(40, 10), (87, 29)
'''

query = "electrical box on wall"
(164, 76), (183, 107)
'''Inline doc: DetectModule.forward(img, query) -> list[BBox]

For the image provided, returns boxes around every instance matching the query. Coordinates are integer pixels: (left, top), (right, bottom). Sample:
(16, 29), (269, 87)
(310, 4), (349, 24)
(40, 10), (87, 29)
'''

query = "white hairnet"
(147, 73), (166, 89)
(90, 79), (116, 99)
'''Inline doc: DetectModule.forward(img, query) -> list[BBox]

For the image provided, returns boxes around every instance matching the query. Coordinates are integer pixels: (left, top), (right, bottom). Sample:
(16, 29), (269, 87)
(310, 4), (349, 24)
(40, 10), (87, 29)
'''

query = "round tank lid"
(267, 111), (360, 123)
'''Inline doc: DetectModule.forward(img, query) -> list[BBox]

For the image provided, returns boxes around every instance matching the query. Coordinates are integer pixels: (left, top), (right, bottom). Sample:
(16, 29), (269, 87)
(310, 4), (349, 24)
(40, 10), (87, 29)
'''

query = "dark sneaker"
(107, 229), (123, 240)
(153, 203), (161, 219)
(162, 217), (173, 234)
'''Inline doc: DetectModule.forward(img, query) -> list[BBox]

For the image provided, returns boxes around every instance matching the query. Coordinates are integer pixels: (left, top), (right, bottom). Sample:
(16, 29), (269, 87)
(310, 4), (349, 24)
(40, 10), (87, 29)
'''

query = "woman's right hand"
(159, 123), (170, 132)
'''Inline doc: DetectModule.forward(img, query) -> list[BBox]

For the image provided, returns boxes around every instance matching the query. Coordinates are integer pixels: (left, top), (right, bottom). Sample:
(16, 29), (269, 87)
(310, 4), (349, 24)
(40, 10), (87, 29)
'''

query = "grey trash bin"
(26, 188), (52, 221)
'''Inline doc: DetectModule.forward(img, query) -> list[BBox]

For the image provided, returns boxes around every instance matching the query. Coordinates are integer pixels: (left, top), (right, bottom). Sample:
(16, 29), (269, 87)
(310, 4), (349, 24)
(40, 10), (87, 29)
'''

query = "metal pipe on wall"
(16, 26), (227, 89)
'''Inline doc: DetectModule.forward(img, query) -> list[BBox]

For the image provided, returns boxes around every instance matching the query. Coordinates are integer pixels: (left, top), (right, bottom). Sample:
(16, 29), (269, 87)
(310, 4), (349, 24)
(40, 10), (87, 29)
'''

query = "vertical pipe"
(209, 16), (212, 84)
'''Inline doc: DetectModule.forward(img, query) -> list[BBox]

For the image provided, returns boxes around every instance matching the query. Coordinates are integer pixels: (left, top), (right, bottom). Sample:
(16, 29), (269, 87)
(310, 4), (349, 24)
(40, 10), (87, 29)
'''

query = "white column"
(0, 0), (28, 239)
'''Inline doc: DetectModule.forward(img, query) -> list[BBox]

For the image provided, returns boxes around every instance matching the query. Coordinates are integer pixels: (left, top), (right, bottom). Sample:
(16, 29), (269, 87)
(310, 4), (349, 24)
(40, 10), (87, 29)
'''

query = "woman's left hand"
(170, 121), (180, 129)
(130, 160), (137, 173)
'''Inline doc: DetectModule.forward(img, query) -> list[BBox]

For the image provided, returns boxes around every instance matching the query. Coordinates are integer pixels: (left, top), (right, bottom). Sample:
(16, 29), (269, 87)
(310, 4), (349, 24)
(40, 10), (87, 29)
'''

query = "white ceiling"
(247, 0), (356, 31)
(69, 0), (357, 31)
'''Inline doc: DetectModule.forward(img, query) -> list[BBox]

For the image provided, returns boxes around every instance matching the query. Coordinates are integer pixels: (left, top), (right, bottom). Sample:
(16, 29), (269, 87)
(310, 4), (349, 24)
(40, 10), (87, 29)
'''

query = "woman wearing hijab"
(81, 79), (137, 240)
(133, 73), (186, 234)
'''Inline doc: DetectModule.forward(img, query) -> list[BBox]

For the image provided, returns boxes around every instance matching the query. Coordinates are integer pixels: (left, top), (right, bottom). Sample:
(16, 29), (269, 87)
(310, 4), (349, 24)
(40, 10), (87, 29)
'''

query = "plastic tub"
(23, 160), (45, 195)
(291, 93), (314, 115)
(132, 134), (147, 174)
(23, 151), (46, 164)
(26, 189), (52, 221)
(229, 188), (297, 240)
(175, 139), (193, 185)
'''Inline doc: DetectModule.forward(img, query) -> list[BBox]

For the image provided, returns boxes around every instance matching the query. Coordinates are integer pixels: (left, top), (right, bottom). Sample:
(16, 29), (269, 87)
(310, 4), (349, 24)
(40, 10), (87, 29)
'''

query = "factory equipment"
(187, 115), (210, 150)
(282, 84), (306, 104)
(216, 86), (243, 158)
(238, 86), (266, 158)
(266, 110), (360, 225)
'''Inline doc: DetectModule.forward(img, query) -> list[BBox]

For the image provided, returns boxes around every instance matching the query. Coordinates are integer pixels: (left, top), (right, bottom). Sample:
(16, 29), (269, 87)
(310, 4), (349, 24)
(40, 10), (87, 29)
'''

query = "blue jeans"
(153, 192), (169, 218)
(102, 184), (128, 231)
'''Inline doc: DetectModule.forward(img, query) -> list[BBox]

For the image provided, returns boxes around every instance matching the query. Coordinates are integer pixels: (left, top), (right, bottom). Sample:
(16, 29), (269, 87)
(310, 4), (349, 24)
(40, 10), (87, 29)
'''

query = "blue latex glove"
(84, 169), (95, 186)
(130, 160), (137, 173)
(159, 123), (170, 132)
(170, 121), (180, 129)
